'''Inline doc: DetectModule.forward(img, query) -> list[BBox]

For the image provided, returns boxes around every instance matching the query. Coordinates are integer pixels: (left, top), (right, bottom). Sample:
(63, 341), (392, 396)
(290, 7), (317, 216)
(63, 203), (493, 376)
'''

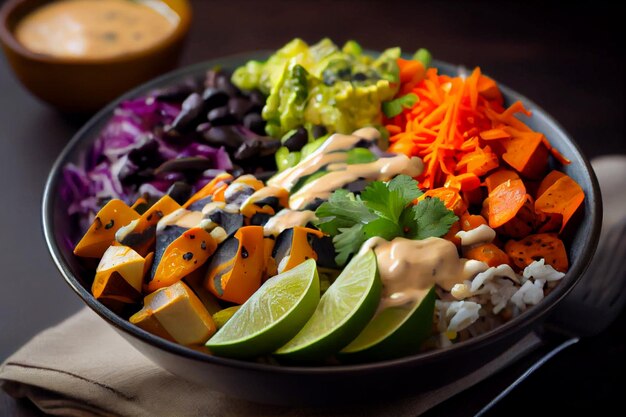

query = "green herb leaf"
(362, 218), (402, 241)
(314, 175), (456, 266)
(360, 181), (405, 221)
(315, 189), (376, 236)
(333, 224), (366, 266)
(410, 197), (459, 240)
(382, 93), (419, 118)
(388, 174), (423, 205)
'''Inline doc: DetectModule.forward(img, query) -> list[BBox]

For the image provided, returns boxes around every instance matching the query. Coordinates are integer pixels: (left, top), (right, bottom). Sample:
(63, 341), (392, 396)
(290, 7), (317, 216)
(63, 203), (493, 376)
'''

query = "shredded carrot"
(385, 65), (571, 190)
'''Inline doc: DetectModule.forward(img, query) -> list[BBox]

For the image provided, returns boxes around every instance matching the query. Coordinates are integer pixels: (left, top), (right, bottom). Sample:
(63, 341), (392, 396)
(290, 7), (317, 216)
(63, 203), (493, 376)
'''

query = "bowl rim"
(42, 51), (603, 376)
(0, 0), (192, 65)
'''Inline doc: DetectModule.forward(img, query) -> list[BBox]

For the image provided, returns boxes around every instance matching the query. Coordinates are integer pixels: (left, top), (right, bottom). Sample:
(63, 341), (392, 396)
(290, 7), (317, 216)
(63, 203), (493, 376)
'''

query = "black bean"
(283, 127), (308, 152)
(167, 182), (193, 205)
(202, 87), (229, 111)
(248, 90), (265, 107)
(228, 97), (253, 120)
(215, 72), (240, 96)
(196, 122), (211, 134)
(235, 136), (281, 160)
(258, 137), (281, 156)
(202, 126), (244, 148)
(312, 125), (327, 139)
(171, 93), (204, 132)
(207, 106), (237, 126)
(243, 113), (266, 135)
(154, 157), (215, 175)
(154, 77), (201, 102)
(128, 136), (163, 168)
(234, 139), (261, 160)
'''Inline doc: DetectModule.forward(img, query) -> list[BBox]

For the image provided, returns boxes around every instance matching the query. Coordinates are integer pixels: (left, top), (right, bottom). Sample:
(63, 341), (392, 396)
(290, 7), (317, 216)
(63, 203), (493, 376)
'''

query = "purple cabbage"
(61, 93), (233, 227)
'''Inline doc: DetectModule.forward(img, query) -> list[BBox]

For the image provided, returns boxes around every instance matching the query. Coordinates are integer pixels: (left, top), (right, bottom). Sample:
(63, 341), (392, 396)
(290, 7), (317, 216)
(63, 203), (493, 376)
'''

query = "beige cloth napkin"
(0, 307), (541, 417)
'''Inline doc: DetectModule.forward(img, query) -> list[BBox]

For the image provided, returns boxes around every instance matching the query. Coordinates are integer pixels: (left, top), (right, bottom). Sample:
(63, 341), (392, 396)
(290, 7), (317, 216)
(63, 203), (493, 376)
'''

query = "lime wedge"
(275, 249), (381, 361)
(340, 286), (436, 361)
(206, 259), (319, 358)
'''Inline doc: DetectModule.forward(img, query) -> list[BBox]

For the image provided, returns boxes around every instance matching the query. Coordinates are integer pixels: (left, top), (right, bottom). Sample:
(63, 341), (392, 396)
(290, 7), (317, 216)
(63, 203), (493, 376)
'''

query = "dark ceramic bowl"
(42, 52), (602, 405)
(0, 0), (192, 113)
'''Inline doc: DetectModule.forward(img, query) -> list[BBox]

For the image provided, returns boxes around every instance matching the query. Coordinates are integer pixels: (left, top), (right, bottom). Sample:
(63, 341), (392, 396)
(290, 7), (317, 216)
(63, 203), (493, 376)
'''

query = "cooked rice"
(432, 259), (565, 348)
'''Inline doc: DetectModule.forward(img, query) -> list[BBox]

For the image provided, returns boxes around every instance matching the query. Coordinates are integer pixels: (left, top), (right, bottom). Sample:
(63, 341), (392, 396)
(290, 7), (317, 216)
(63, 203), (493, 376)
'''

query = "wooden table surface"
(1, 0), (624, 415)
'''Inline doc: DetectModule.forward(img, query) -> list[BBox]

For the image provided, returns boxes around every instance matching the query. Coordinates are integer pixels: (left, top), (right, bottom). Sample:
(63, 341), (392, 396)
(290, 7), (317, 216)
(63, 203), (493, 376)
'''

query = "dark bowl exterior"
(42, 54), (602, 405)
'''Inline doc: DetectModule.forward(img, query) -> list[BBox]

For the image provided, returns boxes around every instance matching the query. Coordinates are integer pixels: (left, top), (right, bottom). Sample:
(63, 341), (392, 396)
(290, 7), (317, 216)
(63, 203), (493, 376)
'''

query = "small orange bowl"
(0, 0), (192, 113)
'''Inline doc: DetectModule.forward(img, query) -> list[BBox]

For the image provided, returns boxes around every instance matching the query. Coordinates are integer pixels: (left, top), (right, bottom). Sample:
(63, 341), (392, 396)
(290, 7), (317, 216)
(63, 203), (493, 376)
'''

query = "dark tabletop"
(1, 0), (624, 415)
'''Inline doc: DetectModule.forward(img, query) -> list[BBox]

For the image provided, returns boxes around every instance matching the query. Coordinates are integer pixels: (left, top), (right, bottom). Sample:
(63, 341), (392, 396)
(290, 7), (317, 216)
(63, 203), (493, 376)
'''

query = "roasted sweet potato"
(504, 233), (568, 272)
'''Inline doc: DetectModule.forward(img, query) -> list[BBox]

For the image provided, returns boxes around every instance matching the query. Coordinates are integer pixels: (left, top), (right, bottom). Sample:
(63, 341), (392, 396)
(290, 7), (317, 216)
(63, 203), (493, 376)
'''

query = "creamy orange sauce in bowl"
(0, 0), (191, 111)
(15, 0), (179, 60)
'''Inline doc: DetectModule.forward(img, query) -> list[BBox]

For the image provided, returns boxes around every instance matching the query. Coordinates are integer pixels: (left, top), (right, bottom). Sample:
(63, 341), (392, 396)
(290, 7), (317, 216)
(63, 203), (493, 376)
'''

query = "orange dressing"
(15, 0), (178, 59)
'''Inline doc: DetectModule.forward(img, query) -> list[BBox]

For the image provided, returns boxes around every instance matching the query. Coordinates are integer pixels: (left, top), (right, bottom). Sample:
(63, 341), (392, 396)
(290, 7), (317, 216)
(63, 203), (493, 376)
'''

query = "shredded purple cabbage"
(61, 95), (232, 225)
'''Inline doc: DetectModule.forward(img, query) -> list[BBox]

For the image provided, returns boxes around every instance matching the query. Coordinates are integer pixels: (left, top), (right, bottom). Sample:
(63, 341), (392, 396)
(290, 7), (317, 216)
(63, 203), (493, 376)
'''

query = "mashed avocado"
(232, 38), (400, 139)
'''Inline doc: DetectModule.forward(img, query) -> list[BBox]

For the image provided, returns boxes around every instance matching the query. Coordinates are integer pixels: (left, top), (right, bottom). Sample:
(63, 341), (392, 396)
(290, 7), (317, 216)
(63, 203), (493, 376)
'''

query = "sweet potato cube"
(205, 226), (265, 304)
(74, 200), (139, 258)
(130, 281), (216, 345)
(92, 245), (147, 304)
(147, 227), (217, 293)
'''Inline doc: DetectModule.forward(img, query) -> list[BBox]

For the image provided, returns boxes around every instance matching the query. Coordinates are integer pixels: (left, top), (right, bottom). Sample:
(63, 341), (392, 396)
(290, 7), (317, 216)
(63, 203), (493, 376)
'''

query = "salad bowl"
(42, 51), (602, 405)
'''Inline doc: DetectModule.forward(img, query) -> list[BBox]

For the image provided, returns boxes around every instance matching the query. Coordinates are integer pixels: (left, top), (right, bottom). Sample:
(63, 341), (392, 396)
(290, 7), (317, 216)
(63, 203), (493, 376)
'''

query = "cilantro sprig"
(314, 175), (458, 265)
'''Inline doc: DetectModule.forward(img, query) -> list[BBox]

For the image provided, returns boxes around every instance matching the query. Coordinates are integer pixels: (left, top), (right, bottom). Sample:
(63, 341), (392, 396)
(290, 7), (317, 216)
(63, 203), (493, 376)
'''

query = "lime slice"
(275, 249), (381, 361)
(206, 259), (319, 358)
(340, 286), (436, 361)
(211, 306), (241, 329)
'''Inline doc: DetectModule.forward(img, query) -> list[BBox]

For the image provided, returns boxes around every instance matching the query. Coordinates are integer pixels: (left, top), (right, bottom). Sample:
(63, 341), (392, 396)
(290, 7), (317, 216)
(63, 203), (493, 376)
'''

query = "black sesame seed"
(105, 219), (115, 229)
(189, 234), (195, 239)
(183, 252), (194, 261)
(241, 246), (249, 258)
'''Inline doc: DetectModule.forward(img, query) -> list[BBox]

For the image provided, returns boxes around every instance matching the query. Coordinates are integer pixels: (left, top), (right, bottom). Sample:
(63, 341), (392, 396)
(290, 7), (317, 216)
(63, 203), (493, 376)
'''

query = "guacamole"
(232, 38), (401, 139)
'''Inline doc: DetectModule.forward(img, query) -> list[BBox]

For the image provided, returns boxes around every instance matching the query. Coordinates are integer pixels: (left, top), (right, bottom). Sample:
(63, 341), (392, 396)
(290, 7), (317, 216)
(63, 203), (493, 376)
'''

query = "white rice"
(434, 259), (565, 347)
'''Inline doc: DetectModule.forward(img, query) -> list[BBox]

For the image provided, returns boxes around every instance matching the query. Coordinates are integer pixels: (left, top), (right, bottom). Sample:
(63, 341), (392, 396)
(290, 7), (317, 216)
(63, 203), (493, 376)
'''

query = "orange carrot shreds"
(464, 243), (511, 268)
(487, 178), (527, 228)
(479, 128), (511, 141)
(484, 169), (520, 194)
(456, 146), (500, 177)
(445, 173), (481, 191)
(541, 136), (571, 165)
(536, 170), (566, 198)
(422, 187), (467, 216)
(388, 139), (418, 156)
(535, 175), (585, 233)
(386, 66), (558, 191)
(505, 233), (569, 272)
(385, 124), (402, 135)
